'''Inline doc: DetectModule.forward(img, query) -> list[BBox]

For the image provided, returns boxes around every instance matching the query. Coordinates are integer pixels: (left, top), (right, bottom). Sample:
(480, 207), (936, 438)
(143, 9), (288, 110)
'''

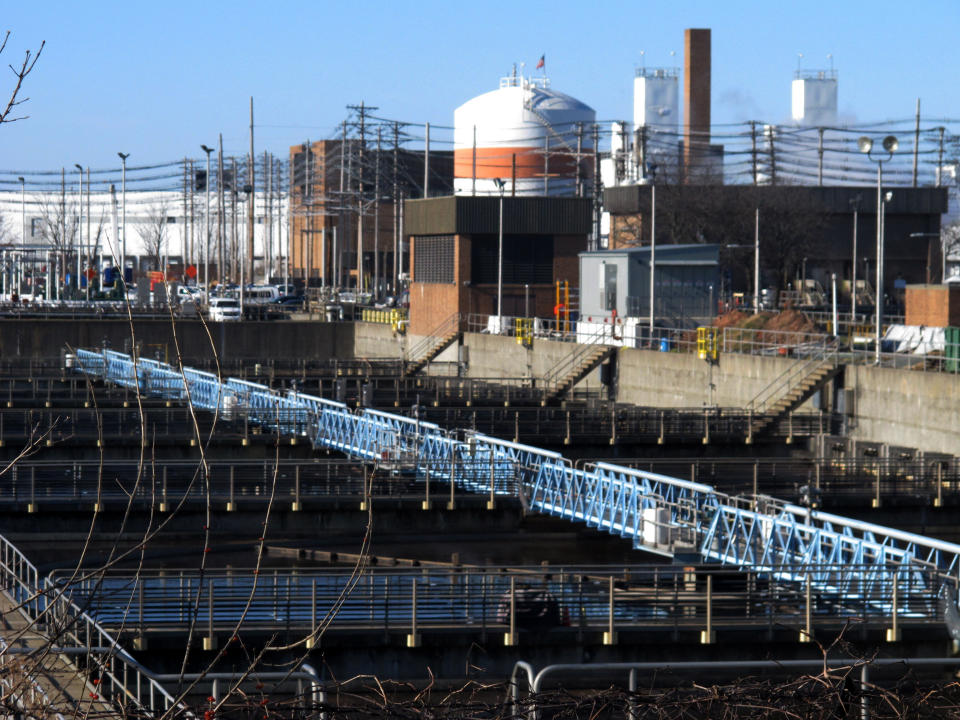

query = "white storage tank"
(453, 72), (596, 196)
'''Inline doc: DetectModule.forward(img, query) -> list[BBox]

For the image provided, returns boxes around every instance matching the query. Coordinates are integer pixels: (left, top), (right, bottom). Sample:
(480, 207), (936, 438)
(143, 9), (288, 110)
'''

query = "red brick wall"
(905, 284), (960, 327)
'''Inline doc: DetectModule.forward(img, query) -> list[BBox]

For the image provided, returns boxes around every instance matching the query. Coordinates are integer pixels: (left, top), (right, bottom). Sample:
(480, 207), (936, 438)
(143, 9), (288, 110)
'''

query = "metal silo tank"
(453, 75), (596, 197)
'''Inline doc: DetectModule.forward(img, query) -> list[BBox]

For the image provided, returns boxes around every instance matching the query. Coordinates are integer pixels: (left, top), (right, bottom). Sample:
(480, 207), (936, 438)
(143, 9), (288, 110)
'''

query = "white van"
(244, 285), (281, 305)
(208, 297), (241, 322)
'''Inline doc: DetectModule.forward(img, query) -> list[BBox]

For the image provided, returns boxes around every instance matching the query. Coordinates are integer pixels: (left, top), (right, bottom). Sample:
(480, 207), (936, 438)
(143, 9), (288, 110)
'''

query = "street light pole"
(859, 135), (898, 364)
(117, 153), (129, 288)
(18, 176), (25, 297)
(494, 178), (505, 325)
(201, 145), (214, 303)
(649, 183), (656, 333)
(849, 195), (861, 324)
(74, 164), (83, 300)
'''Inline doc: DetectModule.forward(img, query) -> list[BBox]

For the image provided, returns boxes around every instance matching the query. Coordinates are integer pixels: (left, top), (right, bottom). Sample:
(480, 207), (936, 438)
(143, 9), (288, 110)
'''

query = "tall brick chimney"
(683, 28), (711, 181)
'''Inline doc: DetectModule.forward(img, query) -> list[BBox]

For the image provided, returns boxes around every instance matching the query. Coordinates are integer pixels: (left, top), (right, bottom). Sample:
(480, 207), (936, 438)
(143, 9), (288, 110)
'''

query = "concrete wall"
(0, 319), (355, 363)
(617, 347), (799, 408)
(353, 321), (405, 358)
(845, 364), (960, 455)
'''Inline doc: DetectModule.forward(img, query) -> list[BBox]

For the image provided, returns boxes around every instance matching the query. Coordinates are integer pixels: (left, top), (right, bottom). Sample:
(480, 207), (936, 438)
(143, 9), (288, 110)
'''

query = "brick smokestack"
(683, 28), (711, 181)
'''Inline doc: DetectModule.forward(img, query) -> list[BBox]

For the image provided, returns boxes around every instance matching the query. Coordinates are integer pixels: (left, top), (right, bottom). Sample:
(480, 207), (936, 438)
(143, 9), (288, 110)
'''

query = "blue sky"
(2, 0), (958, 170)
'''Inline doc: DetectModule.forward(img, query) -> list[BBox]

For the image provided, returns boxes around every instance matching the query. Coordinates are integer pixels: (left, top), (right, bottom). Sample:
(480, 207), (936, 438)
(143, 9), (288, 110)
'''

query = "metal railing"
(0, 533), (181, 715)
(47, 563), (935, 637)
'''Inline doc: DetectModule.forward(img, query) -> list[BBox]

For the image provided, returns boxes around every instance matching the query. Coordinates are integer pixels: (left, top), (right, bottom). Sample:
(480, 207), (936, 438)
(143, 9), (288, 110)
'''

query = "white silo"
(453, 72), (596, 196)
(791, 69), (838, 127)
(633, 67), (680, 178)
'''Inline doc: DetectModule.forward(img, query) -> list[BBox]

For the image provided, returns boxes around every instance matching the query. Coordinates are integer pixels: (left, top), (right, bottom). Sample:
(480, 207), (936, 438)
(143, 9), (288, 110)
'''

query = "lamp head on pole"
(74, 164), (83, 173)
(857, 137), (873, 154)
(117, 152), (129, 161)
(882, 135), (899, 153)
(201, 145), (213, 155)
(492, 178), (505, 194)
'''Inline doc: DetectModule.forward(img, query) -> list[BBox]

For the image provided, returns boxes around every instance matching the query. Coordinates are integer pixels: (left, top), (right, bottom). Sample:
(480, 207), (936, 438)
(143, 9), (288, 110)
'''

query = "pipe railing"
(0, 532), (181, 715)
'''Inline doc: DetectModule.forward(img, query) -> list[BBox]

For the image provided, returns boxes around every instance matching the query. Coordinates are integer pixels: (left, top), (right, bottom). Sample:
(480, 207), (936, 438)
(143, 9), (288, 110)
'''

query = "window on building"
(471, 235), (553, 285)
(414, 235), (455, 284)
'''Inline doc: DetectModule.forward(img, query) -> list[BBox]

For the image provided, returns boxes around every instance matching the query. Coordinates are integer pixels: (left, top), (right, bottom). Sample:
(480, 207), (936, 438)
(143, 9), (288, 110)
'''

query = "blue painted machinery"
(74, 348), (959, 619)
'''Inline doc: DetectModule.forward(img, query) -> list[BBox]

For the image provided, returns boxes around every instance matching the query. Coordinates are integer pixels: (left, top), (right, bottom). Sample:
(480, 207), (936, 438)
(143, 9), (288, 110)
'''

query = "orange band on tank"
(454, 146), (585, 179)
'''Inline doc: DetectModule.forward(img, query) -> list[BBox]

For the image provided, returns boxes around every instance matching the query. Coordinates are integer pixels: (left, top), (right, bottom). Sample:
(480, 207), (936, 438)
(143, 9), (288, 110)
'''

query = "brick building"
(288, 141), (452, 289)
(404, 196), (592, 335)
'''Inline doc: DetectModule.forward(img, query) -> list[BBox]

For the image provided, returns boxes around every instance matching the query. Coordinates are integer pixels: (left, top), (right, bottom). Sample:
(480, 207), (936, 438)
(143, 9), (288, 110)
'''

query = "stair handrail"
(542, 324), (613, 392)
(746, 337), (839, 415)
(407, 312), (462, 365)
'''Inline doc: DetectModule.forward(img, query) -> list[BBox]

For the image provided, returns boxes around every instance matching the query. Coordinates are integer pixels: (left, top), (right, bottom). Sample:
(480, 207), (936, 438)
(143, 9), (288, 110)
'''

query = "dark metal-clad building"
(604, 184), (949, 299)
(404, 196), (592, 335)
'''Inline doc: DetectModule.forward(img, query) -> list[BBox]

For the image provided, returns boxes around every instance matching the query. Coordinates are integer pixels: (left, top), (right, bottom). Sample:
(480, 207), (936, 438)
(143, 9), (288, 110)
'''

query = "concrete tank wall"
(616, 348), (800, 408)
(0, 319), (355, 363)
(845, 364), (960, 455)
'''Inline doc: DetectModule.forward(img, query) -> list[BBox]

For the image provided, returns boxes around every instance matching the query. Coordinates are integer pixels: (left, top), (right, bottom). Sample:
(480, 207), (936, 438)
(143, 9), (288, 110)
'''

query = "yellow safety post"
(697, 327), (719, 361)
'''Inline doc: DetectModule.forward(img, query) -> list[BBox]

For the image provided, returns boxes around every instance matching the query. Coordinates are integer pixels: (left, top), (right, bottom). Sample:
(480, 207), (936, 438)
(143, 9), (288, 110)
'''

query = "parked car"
(208, 297), (241, 322)
(270, 295), (306, 308)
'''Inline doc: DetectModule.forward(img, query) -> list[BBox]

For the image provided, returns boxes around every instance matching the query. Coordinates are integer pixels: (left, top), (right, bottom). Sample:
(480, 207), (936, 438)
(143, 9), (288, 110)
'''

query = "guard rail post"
(292, 465), (301, 512)
(504, 576), (517, 646)
(701, 575), (715, 644)
(886, 569), (901, 642)
(800, 575), (812, 642)
(422, 468), (432, 510)
(487, 451), (496, 511)
(603, 575), (617, 645)
(406, 577), (420, 647)
(447, 452), (456, 511)
(935, 463), (943, 508)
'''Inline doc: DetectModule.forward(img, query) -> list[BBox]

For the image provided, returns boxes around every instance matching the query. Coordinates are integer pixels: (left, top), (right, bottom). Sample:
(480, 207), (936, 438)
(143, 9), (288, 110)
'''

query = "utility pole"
(59, 169), (65, 301)
(423, 121), (430, 199)
(912, 98), (920, 188)
(750, 121), (758, 186)
(575, 122), (584, 197)
(374, 126), (381, 299)
(188, 159), (194, 271)
(231, 157), (238, 282)
(339, 121), (347, 289)
(358, 103), (365, 294)
(217, 134), (224, 284)
(117, 153), (129, 285)
(265, 150), (272, 280)
(347, 102), (378, 293)
(201, 145), (214, 298)
(817, 128), (824, 186)
(182, 158), (188, 278)
(305, 140), (312, 284)
(248, 97), (255, 282)
(393, 122), (400, 294)
(85, 167), (91, 300)
(592, 124), (601, 249)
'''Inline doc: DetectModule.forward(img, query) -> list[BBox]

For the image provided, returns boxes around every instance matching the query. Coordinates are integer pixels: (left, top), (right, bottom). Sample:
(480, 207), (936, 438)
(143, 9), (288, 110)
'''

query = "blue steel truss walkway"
(73, 348), (960, 620)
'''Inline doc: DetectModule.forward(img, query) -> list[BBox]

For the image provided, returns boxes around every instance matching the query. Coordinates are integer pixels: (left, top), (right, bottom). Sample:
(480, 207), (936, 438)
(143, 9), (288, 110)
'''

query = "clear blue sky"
(2, 0), (958, 171)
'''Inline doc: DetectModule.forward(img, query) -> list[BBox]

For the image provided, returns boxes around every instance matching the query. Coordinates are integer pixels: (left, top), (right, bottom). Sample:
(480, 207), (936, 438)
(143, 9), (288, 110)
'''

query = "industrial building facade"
(404, 196), (591, 335)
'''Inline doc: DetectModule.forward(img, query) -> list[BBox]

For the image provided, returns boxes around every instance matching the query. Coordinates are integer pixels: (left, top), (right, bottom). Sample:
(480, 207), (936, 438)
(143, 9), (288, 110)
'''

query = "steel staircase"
(747, 342), (842, 438)
(541, 339), (614, 404)
(404, 313), (462, 377)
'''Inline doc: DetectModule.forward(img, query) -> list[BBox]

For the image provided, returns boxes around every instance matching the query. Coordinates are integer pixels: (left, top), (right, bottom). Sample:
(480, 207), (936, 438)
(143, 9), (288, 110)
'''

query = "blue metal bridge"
(72, 348), (960, 622)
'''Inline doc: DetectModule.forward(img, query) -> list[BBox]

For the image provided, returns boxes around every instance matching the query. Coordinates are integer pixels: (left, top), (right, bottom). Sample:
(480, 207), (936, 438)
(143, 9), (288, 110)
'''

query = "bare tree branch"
(0, 32), (44, 125)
